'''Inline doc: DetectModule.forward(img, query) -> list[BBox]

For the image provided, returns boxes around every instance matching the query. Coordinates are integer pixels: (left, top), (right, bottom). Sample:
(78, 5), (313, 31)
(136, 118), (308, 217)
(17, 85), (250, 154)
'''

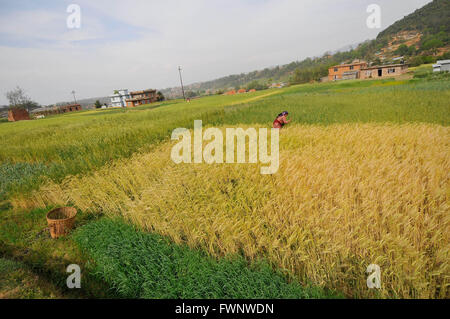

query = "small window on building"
(334, 68), (338, 72)
(388, 68), (396, 74)
(350, 65), (354, 70)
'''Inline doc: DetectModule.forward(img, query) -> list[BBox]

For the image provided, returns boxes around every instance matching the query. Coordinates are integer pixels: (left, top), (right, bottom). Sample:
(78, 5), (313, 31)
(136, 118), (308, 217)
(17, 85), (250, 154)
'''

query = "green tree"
(422, 56), (437, 64)
(421, 38), (444, 51)
(94, 100), (102, 108)
(395, 44), (409, 56)
(372, 57), (382, 65)
(185, 91), (198, 98)
(246, 80), (266, 91)
(156, 91), (165, 102)
(407, 45), (416, 56)
(441, 51), (450, 60)
(409, 56), (424, 67)
(5, 86), (39, 110)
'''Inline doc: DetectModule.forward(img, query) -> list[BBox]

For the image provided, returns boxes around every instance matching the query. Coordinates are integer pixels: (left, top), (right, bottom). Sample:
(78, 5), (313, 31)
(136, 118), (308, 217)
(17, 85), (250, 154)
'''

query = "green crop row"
(73, 218), (339, 299)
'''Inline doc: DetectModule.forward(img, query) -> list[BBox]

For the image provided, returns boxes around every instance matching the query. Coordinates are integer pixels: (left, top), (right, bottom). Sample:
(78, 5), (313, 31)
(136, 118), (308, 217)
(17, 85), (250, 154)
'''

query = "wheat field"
(18, 123), (449, 298)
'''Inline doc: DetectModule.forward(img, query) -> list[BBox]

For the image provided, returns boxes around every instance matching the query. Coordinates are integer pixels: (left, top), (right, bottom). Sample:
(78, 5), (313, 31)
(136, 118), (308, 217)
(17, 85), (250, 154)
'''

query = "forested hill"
(162, 0), (450, 99)
(377, 0), (449, 39)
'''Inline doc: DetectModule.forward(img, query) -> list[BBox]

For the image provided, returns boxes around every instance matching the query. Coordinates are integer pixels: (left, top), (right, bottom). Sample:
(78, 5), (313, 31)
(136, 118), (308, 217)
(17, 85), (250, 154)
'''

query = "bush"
(408, 55), (437, 67)
(185, 91), (198, 98)
(156, 91), (165, 102)
(421, 38), (444, 51)
(423, 56), (437, 64)
(415, 70), (450, 80)
(246, 80), (266, 91)
(407, 45), (416, 56)
(395, 44), (409, 56)
(440, 51), (450, 60)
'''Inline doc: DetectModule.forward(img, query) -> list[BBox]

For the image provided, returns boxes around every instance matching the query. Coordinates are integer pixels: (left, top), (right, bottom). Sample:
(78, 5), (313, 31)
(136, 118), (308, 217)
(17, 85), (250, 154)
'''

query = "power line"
(178, 66), (186, 101)
(71, 90), (77, 104)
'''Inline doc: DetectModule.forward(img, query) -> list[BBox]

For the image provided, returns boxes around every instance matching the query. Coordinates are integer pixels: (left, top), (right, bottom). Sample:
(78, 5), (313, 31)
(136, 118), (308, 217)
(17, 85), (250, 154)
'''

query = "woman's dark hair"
(277, 111), (289, 117)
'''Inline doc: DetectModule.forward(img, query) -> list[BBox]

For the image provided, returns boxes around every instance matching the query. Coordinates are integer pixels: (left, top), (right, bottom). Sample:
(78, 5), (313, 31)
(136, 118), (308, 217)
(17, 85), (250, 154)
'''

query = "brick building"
(32, 104), (82, 117)
(329, 61), (408, 81)
(328, 61), (368, 81)
(360, 64), (409, 79)
(125, 89), (157, 107)
(58, 104), (82, 113)
(8, 108), (30, 122)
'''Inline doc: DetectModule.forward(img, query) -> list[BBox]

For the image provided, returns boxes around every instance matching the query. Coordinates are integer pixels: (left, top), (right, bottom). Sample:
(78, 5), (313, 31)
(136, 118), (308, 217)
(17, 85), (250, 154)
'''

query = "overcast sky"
(0, 0), (432, 105)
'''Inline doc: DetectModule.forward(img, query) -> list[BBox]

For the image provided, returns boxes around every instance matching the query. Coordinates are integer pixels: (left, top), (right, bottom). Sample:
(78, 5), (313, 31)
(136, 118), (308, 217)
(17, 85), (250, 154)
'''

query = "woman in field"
(273, 111), (291, 129)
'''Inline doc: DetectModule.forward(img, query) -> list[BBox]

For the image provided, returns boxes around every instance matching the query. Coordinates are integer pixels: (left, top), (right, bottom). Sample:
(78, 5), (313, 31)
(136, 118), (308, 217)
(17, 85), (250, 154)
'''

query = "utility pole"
(178, 66), (186, 101)
(71, 90), (77, 104)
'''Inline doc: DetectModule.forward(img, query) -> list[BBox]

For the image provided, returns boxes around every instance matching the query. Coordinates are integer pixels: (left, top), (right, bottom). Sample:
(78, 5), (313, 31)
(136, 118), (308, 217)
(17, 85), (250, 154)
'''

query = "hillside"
(377, 0), (449, 38)
(161, 0), (450, 99)
(375, 0), (449, 61)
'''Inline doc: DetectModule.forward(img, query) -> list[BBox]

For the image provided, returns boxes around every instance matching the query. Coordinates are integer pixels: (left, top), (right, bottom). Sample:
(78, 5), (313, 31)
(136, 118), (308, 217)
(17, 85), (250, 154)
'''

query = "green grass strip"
(73, 218), (338, 299)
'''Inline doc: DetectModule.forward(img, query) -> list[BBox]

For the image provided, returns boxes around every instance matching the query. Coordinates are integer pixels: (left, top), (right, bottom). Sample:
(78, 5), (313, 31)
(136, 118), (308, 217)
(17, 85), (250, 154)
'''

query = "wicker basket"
(46, 207), (77, 238)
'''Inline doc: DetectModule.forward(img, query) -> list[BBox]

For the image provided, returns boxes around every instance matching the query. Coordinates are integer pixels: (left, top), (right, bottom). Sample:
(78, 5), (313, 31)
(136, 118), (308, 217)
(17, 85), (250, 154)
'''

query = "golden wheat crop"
(20, 123), (450, 298)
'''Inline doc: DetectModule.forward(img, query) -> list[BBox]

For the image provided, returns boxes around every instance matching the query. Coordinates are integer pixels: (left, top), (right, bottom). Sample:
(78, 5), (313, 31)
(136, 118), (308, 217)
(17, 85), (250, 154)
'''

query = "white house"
(110, 89), (131, 107)
(432, 60), (450, 72)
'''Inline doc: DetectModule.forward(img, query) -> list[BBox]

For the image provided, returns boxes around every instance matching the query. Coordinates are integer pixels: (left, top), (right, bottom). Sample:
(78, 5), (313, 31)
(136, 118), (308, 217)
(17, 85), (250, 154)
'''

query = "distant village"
(4, 88), (162, 121)
(3, 28), (450, 122)
(4, 58), (450, 122)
